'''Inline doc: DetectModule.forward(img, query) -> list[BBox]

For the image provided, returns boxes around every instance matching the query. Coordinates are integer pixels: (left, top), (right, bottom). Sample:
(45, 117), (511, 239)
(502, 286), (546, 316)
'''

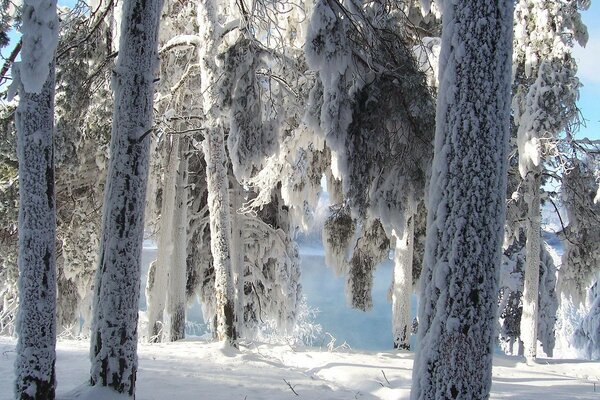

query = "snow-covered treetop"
(512, 0), (587, 177)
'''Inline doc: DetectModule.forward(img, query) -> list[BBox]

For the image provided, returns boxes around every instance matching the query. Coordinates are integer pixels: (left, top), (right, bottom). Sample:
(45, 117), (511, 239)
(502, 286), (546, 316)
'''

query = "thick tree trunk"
(520, 170), (541, 362)
(90, 0), (163, 395)
(15, 65), (57, 400)
(166, 138), (189, 341)
(146, 137), (179, 341)
(392, 211), (414, 350)
(410, 1), (513, 399)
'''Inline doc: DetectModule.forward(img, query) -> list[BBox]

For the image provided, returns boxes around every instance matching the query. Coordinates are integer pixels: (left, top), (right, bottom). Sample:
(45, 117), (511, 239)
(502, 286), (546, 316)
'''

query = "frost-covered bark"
(166, 138), (188, 342)
(203, 126), (236, 343)
(90, 0), (163, 394)
(520, 171), (541, 362)
(411, 0), (513, 398)
(12, 0), (58, 397)
(392, 211), (414, 350)
(14, 65), (57, 400)
(198, 0), (237, 344)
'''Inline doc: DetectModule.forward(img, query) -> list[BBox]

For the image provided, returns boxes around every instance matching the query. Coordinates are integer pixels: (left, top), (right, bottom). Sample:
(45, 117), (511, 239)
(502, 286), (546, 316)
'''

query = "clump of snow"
(19, 0), (59, 93)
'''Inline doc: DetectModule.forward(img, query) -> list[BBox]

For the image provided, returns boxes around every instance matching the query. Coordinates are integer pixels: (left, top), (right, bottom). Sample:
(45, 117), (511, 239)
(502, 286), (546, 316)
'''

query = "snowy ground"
(1, 337), (599, 399)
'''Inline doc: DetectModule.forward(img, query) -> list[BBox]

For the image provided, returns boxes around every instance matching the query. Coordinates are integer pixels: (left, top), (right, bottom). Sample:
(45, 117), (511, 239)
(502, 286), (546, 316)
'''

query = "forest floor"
(1, 336), (599, 399)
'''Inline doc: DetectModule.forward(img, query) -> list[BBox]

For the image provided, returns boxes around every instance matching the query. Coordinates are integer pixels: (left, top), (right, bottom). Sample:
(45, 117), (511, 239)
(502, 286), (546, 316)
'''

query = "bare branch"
(283, 379), (299, 396)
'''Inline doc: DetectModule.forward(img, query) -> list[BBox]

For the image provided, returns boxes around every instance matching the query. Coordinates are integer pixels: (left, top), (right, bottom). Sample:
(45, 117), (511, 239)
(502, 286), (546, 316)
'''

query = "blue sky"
(573, 2), (600, 140)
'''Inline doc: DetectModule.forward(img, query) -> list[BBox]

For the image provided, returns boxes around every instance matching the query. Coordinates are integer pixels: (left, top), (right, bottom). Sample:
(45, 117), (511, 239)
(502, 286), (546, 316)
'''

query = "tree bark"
(198, 0), (237, 345)
(520, 170), (541, 362)
(15, 65), (57, 400)
(392, 211), (414, 350)
(166, 137), (189, 341)
(410, 0), (514, 398)
(90, 0), (163, 395)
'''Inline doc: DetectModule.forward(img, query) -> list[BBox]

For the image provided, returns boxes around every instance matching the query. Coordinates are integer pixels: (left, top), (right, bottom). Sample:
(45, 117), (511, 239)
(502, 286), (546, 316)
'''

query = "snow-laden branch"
(159, 35), (203, 54)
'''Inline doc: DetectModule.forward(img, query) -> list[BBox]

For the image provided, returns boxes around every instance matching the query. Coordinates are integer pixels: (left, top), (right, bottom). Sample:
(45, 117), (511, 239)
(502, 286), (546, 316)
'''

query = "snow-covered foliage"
(224, 39), (279, 182)
(305, 0), (434, 230)
(574, 281), (600, 360)
(322, 204), (355, 276)
(53, 7), (114, 336)
(304, 0), (434, 338)
(559, 159), (600, 304)
(510, 0), (587, 362)
(512, 0), (586, 178)
(90, 0), (163, 394)
(0, 104), (18, 336)
(240, 188), (302, 336)
(347, 219), (389, 312)
(411, 0), (514, 398)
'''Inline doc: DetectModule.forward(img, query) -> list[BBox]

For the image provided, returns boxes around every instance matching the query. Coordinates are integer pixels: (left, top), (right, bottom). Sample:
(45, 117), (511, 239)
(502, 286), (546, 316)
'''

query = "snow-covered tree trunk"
(146, 137), (179, 341)
(166, 138), (188, 342)
(520, 170), (541, 362)
(230, 178), (245, 336)
(410, 0), (513, 398)
(90, 0), (163, 395)
(13, 0), (59, 397)
(198, 0), (237, 345)
(392, 212), (414, 350)
(14, 64), (57, 400)
(203, 127), (237, 343)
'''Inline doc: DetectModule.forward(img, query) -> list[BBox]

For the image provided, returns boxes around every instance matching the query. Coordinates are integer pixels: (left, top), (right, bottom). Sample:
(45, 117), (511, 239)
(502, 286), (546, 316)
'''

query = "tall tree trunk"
(230, 177), (245, 337)
(392, 210), (414, 350)
(146, 137), (179, 341)
(14, 65), (57, 400)
(410, 0), (514, 399)
(13, 0), (58, 396)
(90, 0), (163, 395)
(203, 127), (237, 344)
(166, 137), (189, 341)
(520, 169), (541, 362)
(198, 0), (237, 345)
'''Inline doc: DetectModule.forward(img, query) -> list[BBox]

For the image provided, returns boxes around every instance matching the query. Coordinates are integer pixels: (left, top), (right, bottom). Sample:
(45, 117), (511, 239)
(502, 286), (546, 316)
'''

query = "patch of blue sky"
(573, 2), (600, 140)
